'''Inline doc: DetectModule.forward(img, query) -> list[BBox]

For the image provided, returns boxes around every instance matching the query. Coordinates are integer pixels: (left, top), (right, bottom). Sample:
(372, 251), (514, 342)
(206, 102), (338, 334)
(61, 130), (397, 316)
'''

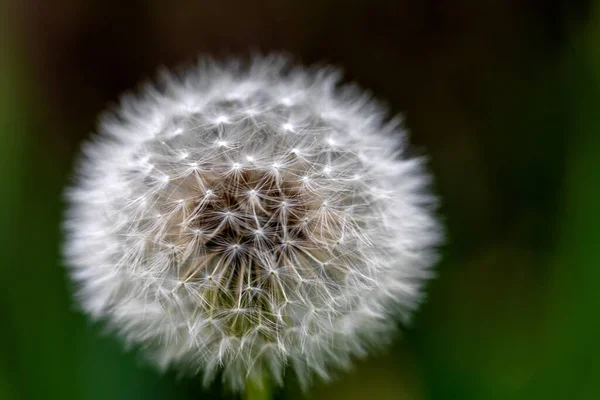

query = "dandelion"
(63, 55), (442, 394)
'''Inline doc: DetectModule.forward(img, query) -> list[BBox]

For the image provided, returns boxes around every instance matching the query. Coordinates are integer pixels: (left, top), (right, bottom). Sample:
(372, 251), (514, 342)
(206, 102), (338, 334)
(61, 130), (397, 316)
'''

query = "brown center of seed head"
(151, 162), (341, 337)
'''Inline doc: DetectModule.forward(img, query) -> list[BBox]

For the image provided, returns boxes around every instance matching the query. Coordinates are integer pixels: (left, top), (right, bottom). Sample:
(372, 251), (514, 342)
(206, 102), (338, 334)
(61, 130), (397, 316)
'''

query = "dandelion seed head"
(63, 55), (442, 392)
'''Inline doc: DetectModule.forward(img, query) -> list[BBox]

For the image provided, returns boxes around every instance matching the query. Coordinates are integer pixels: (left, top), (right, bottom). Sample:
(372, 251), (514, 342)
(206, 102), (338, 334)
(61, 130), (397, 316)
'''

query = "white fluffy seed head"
(63, 55), (442, 392)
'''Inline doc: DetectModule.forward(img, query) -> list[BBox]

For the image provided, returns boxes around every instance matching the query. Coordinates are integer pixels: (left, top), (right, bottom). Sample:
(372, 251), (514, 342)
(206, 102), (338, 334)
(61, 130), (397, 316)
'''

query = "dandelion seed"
(63, 55), (442, 393)
(215, 115), (229, 124)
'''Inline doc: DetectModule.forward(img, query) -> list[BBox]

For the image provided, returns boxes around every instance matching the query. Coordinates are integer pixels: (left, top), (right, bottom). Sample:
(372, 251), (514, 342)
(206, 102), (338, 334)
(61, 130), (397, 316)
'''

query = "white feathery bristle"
(63, 54), (442, 392)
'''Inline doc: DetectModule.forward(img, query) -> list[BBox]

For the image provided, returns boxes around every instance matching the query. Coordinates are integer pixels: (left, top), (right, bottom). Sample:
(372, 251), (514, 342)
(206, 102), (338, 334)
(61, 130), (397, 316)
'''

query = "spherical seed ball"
(63, 55), (442, 392)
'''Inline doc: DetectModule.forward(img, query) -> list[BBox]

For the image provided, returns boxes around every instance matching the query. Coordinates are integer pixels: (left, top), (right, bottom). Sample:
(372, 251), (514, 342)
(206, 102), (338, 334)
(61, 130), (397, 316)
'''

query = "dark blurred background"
(1, 1), (598, 399)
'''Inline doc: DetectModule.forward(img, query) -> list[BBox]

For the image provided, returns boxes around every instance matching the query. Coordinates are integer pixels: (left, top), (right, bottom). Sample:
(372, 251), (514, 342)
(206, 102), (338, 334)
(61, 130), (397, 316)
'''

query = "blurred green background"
(0, 1), (598, 399)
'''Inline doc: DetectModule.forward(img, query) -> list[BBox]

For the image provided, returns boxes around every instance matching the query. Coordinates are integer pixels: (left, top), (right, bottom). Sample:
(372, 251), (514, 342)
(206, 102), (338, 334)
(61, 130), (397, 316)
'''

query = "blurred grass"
(537, 4), (600, 398)
(0, 10), (32, 400)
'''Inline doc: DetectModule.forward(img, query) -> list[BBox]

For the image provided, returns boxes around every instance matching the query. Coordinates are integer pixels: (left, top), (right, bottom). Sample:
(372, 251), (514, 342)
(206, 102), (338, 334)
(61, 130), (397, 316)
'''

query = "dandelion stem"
(244, 375), (270, 400)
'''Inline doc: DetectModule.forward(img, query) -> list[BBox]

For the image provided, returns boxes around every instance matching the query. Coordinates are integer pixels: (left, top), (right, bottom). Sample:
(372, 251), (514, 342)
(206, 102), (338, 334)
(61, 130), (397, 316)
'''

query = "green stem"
(243, 375), (270, 400)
